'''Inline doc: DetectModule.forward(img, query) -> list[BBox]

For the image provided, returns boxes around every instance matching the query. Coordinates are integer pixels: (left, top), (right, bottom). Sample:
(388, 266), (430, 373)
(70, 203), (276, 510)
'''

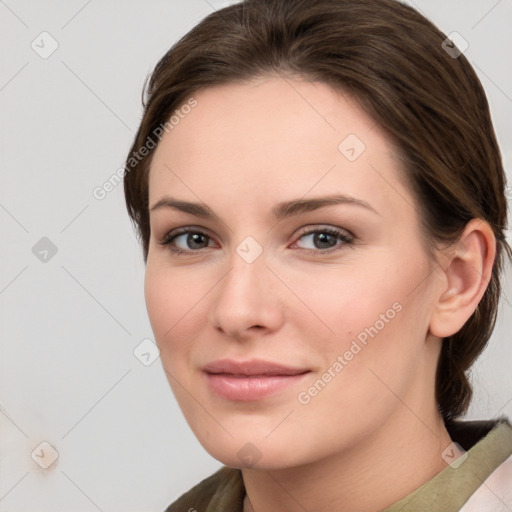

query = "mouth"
(202, 358), (311, 401)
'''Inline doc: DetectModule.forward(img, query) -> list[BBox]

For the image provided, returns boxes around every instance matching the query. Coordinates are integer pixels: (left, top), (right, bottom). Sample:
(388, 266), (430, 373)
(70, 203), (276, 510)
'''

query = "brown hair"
(123, 0), (511, 422)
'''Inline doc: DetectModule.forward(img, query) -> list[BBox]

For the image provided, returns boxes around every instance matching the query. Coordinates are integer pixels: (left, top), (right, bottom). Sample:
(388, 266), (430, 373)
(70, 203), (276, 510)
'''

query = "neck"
(241, 407), (453, 512)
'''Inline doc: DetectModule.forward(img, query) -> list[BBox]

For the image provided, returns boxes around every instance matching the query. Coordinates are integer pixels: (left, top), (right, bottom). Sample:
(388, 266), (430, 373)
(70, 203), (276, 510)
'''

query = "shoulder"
(460, 453), (512, 511)
(163, 466), (245, 512)
(457, 417), (512, 511)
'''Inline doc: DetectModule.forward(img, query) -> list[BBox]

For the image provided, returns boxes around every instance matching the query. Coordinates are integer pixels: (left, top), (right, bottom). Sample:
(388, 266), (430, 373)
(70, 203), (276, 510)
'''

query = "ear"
(429, 219), (496, 339)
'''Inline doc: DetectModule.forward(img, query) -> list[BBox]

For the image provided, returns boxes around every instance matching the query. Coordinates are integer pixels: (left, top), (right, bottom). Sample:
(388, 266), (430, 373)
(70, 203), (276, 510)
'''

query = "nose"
(208, 248), (284, 340)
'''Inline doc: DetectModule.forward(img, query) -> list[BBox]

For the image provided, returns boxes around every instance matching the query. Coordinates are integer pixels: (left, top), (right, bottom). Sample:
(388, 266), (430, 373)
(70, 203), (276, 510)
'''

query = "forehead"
(148, 76), (411, 221)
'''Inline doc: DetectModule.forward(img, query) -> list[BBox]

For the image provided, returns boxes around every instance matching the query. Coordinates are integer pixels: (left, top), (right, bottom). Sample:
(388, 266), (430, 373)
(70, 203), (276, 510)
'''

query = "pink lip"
(202, 358), (310, 401)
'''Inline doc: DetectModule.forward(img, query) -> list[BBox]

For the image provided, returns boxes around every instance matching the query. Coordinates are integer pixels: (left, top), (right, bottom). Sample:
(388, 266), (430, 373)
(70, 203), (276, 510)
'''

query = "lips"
(202, 358), (310, 377)
(202, 358), (310, 401)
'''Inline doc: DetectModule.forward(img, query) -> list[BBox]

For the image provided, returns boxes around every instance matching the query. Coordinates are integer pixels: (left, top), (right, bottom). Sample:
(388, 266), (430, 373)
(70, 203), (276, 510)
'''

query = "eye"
(159, 228), (216, 255)
(158, 225), (354, 257)
(292, 226), (354, 254)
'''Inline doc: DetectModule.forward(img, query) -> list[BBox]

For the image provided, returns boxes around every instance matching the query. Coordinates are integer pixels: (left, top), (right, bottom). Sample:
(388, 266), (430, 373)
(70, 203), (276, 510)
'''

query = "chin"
(193, 429), (313, 471)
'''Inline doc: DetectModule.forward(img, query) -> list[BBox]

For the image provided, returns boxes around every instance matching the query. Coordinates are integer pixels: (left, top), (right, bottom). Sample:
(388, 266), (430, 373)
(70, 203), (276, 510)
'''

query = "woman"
(123, 0), (512, 510)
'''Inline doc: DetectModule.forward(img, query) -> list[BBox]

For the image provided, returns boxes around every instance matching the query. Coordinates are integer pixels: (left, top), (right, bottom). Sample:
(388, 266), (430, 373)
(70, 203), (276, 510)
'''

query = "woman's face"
(145, 75), (444, 469)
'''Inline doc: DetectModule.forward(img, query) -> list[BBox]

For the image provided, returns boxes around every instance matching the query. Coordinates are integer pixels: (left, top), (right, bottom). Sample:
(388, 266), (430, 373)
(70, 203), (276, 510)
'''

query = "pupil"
(188, 233), (207, 248)
(315, 232), (335, 249)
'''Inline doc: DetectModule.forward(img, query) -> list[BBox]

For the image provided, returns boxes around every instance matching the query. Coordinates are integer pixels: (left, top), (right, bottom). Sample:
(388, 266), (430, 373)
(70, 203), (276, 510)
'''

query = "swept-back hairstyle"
(124, 0), (511, 423)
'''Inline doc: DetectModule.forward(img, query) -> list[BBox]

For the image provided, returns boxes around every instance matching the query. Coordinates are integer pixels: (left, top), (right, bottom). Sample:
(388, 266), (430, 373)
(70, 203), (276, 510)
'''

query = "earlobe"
(429, 219), (496, 339)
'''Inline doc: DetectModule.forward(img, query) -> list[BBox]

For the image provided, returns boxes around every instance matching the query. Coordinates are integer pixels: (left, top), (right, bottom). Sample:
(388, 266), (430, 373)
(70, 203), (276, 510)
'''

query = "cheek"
(144, 264), (203, 359)
(304, 261), (430, 396)
(285, 251), (431, 388)
(144, 266), (174, 340)
(280, 254), (415, 339)
(144, 265), (207, 417)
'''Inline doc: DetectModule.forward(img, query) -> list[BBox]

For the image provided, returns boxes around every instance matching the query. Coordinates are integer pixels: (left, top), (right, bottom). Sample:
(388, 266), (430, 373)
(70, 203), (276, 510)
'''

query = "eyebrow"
(149, 194), (379, 221)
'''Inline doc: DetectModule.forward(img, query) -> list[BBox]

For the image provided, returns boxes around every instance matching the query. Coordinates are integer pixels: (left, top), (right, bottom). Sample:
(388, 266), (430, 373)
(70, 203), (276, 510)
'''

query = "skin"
(144, 75), (495, 512)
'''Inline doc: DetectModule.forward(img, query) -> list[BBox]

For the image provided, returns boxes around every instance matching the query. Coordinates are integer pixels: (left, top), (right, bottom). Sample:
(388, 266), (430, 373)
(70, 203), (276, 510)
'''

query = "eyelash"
(158, 226), (354, 257)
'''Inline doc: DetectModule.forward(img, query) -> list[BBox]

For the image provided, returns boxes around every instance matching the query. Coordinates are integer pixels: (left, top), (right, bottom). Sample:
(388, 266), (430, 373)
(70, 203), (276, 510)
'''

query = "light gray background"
(1, 1), (511, 510)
